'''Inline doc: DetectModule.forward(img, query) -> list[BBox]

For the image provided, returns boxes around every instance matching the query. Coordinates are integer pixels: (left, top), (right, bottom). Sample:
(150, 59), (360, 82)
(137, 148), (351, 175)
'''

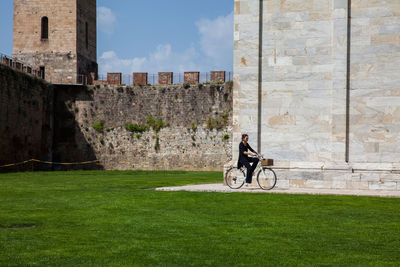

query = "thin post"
(345, 0), (352, 163)
(257, 0), (264, 153)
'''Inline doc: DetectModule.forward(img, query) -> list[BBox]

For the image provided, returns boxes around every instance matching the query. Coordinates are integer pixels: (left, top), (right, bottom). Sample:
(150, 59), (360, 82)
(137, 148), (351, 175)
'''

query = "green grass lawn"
(0, 170), (399, 266)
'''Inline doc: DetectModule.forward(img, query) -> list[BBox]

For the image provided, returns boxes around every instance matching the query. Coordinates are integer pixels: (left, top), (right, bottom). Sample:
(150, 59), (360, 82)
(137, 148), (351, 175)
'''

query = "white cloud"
(98, 51), (146, 75)
(98, 12), (233, 75)
(97, 6), (116, 35)
(98, 44), (199, 75)
(196, 12), (234, 70)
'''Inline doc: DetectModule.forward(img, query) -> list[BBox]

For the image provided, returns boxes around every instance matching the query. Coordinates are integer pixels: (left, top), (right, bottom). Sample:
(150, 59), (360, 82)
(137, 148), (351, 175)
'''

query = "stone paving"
(155, 183), (400, 198)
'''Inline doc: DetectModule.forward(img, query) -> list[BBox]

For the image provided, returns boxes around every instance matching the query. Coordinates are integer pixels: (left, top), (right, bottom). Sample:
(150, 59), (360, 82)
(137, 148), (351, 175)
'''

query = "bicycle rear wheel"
(256, 168), (277, 190)
(225, 167), (245, 189)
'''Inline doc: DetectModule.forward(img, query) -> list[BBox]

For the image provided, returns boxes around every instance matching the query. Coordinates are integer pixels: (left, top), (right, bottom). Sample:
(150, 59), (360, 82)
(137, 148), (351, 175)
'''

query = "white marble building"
(233, 0), (400, 190)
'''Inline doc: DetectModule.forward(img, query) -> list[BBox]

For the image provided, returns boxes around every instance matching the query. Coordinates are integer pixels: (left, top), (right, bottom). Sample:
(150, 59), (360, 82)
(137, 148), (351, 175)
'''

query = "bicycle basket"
(261, 158), (274, 166)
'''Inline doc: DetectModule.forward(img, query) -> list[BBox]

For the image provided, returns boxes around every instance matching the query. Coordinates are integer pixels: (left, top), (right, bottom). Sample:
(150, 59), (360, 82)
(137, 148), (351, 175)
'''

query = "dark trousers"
(241, 158), (259, 183)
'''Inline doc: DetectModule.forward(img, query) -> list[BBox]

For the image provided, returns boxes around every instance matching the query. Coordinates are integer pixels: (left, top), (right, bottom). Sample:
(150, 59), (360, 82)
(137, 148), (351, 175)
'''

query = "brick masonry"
(211, 71), (226, 83)
(107, 73), (122, 85)
(184, 72), (200, 84)
(158, 72), (173, 85)
(133, 72), (148, 85)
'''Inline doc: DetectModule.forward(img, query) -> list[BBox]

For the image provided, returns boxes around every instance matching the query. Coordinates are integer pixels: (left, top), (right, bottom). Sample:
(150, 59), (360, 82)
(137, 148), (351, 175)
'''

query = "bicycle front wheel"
(225, 167), (245, 189)
(256, 168), (277, 190)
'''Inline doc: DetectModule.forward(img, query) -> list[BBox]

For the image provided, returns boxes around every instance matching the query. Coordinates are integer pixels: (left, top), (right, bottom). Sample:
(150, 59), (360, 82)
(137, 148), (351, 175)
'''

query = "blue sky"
(0, 0), (233, 75)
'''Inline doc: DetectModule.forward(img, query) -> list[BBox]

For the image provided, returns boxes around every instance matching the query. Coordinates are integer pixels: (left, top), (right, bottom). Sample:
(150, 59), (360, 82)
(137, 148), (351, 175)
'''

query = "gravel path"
(155, 183), (400, 198)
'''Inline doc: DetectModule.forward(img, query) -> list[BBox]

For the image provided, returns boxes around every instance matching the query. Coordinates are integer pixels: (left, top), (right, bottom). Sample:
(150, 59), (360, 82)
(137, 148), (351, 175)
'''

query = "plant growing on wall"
(124, 123), (149, 133)
(154, 136), (160, 151)
(191, 122), (198, 132)
(206, 110), (230, 131)
(206, 117), (224, 130)
(221, 110), (229, 124)
(93, 120), (105, 132)
(146, 116), (167, 152)
(222, 134), (230, 141)
(147, 116), (166, 133)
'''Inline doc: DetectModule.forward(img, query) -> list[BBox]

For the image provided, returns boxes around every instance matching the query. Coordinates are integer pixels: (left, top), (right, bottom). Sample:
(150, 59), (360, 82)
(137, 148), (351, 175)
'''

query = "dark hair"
(242, 134), (248, 141)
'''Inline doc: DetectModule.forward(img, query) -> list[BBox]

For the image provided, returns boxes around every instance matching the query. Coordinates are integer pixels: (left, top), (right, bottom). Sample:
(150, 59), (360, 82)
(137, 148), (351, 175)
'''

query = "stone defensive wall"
(0, 64), (233, 171)
(53, 83), (232, 171)
(1, 53), (43, 79)
(0, 64), (54, 170)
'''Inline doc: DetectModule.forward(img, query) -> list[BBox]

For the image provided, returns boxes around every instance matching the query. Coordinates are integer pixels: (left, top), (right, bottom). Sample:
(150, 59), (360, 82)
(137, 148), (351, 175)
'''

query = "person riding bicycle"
(238, 134), (261, 185)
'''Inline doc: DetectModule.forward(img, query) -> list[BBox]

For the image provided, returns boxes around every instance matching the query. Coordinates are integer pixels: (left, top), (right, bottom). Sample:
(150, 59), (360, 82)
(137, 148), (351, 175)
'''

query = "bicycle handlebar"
(251, 154), (264, 159)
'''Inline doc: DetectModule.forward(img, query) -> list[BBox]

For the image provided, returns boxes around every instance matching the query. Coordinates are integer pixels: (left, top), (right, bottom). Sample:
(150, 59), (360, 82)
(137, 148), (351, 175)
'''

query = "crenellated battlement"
(0, 53), (43, 79)
(90, 71), (232, 86)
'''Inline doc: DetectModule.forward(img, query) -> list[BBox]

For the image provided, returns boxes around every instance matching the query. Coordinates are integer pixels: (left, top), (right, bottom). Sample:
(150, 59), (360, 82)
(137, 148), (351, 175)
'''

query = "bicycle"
(225, 155), (277, 190)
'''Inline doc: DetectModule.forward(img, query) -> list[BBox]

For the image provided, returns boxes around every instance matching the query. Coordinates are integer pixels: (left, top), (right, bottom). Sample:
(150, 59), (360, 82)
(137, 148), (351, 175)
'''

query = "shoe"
(244, 183), (250, 187)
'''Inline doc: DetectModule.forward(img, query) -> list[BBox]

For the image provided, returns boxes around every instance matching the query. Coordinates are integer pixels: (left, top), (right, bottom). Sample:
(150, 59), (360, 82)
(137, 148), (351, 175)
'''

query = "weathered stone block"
(133, 72), (148, 85)
(276, 179), (290, 189)
(334, 0), (347, 9)
(289, 179), (306, 188)
(324, 172), (353, 181)
(306, 180), (332, 189)
(353, 163), (393, 171)
(346, 181), (369, 190)
(360, 173), (381, 182)
(379, 173), (400, 183)
(332, 180), (347, 189)
(369, 181), (397, 190)
(371, 34), (400, 45)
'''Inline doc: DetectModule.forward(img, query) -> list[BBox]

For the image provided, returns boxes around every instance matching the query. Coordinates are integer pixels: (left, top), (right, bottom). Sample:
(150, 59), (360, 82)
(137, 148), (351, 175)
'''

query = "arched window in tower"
(41, 17), (48, 40)
(85, 22), (89, 49)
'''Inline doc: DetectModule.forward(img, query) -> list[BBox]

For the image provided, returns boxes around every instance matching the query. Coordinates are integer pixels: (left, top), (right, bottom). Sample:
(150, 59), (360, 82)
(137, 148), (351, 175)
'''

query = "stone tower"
(12, 0), (97, 84)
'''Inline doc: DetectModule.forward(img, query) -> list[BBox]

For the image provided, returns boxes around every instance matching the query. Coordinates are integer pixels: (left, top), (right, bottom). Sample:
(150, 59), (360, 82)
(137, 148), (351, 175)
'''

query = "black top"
(237, 142), (256, 167)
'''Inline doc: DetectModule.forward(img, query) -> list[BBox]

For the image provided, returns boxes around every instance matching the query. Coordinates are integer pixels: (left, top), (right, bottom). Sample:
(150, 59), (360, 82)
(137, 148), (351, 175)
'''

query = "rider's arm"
(244, 150), (255, 156)
(247, 144), (258, 156)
